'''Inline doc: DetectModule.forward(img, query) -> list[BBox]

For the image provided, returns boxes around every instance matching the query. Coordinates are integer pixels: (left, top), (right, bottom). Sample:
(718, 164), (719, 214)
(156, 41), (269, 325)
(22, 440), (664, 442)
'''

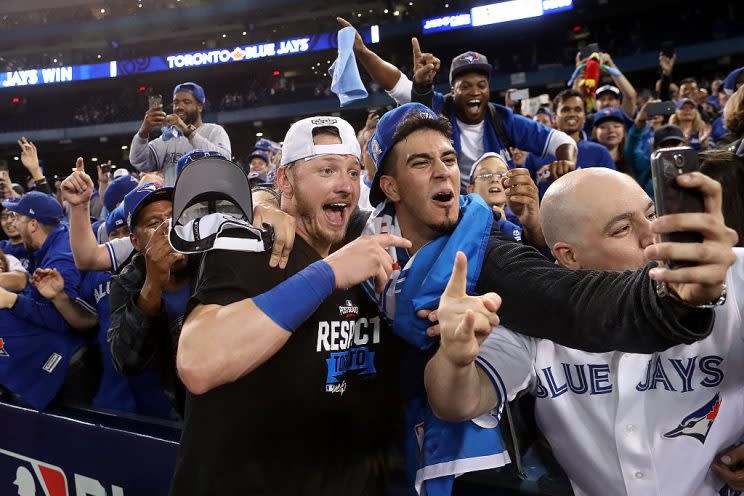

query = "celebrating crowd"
(1, 20), (744, 496)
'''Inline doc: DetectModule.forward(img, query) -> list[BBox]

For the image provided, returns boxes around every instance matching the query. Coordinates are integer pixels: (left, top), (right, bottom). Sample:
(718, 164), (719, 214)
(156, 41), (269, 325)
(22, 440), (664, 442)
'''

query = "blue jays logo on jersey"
(664, 392), (722, 445)
(0, 338), (8, 358)
(462, 52), (480, 63)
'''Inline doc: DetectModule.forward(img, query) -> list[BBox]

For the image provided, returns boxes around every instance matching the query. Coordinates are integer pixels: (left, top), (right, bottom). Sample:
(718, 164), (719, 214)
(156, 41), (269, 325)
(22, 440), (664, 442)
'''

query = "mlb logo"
(0, 448), (68, 496)
(0, 338), (8, 358)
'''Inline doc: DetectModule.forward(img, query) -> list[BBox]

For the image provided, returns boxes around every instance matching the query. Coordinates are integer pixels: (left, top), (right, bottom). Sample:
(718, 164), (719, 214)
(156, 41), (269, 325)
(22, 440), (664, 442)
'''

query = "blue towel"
(362, 194), (511, 495)
(329, 27), (368, 106)
(161, 125), (182, 142)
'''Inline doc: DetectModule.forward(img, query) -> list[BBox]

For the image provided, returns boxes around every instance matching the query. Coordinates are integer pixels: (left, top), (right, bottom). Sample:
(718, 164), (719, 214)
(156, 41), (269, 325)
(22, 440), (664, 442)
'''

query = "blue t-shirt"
(79, 271), (175, 419)
(525, 139), (616, 198)
(711, 116), (728, 146)
(0, 239), (33, 272)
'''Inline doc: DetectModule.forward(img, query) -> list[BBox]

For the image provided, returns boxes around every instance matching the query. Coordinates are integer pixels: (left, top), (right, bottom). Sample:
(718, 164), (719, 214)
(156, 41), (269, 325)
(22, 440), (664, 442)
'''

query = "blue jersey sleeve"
(502, 109), (555, 157)
(432, 91), (445, 114)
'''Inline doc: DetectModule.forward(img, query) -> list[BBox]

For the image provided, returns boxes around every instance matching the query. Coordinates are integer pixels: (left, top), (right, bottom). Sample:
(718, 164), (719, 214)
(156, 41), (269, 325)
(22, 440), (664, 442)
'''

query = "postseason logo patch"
(338, 300), (359, 319)
(0, 338), (8, 357)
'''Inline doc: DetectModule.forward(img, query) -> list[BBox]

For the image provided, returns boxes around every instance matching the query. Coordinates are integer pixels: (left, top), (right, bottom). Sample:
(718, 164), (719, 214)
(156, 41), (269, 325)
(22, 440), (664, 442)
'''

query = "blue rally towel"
(161, 125), (182, 142)
(329, 26), (368, 106)
(362, 194), (510, 495)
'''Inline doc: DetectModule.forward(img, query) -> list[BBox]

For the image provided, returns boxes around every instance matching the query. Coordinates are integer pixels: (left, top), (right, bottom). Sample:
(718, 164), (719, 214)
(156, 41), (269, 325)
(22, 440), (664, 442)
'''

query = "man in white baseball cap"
(171, 115), (410, 495)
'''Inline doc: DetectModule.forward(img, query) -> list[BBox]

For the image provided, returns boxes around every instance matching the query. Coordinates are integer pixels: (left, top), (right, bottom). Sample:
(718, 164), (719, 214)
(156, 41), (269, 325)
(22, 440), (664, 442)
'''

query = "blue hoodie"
(0, 223), (85, 410)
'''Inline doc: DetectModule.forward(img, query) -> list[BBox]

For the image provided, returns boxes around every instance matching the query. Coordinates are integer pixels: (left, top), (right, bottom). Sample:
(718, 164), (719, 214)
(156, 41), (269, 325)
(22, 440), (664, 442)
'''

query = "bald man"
(426, 168), (744, 495)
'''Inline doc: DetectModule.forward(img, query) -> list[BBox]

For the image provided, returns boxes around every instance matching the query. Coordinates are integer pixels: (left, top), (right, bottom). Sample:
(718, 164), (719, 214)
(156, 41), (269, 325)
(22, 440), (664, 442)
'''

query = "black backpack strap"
(488, 103), (514, 152)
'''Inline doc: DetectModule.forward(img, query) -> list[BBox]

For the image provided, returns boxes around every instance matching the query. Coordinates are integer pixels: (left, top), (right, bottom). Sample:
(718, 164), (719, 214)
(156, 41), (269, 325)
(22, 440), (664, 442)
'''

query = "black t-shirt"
(169, 236), (403, 496)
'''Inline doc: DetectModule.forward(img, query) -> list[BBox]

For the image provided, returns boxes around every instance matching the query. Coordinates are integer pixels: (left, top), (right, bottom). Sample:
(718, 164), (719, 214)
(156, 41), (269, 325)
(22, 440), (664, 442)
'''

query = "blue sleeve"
(597, 145), (617, 170)
(498, 219), (523, 243)
(45, 254), (82, 302)
(76, 272), (98, 313)
(432, 91), (445, 114)
(10, 294), (70, 332)
(503, 110), (555, 157)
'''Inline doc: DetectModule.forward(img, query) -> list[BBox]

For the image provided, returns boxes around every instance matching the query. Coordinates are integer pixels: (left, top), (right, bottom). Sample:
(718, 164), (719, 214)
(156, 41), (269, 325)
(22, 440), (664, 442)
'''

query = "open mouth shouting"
(322, 201), (351, 227)
(431, 189), (456, 208)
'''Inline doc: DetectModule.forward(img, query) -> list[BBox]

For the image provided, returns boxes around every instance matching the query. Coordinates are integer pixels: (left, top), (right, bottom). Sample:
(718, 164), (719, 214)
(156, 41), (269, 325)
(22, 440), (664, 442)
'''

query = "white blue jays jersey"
(476, 248), (744, 496)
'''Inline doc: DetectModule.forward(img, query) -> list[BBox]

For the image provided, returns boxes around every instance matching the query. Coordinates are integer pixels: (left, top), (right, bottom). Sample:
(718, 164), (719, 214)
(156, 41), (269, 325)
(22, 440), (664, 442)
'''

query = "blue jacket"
(0, 223), (85, 410)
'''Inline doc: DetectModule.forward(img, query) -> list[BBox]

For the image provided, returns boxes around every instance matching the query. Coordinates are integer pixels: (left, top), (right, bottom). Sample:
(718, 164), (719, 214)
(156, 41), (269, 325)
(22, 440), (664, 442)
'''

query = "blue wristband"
(252, 260), (336, 332)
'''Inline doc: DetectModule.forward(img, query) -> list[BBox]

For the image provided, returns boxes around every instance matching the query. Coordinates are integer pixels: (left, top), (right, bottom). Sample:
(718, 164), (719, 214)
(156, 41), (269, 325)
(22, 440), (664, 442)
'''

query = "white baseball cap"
(280, 116), (360, 166)
(113, 168), (130, 178)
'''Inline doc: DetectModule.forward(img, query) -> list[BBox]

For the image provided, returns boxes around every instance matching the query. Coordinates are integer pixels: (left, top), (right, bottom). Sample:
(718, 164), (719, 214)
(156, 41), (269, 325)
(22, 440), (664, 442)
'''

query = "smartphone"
(660, 41), (675, 58)
(647, 101), (676, 117)
(148, 94), (163, 110)
(580, 42), (600, 61)
(650, 147), (704, 268)
(101, 162), (111, 174)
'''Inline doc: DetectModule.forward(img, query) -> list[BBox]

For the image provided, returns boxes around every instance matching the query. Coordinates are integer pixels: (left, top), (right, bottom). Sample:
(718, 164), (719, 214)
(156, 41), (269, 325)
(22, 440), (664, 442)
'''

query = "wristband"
(252, 260), (336, 332)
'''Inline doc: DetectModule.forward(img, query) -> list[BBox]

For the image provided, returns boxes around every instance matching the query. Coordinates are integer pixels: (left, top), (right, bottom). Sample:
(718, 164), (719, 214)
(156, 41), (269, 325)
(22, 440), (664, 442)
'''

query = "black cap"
(653, 125), (687, 147)
(449, 52), (491, 84)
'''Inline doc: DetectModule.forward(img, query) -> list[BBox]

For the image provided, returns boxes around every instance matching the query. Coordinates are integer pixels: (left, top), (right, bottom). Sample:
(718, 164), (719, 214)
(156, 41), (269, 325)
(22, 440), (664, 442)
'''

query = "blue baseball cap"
(122, 182), (174, 230)
(103, 175), (139, 212)
(247, 171), (269, 184)
(176, 149), (225, 177)
(254, 138), (273, 151)
(675, 98), (697, 110)
(592, 106), (632, 127)
(723, 66), (744, 95)
(247, 149), (270, 164)
(173, 82), (205, 104)
(535, 107), (553, 121)
(1, 191), (63, 225)
(105, 205), (127, 235)
(367, 103), (439, 207)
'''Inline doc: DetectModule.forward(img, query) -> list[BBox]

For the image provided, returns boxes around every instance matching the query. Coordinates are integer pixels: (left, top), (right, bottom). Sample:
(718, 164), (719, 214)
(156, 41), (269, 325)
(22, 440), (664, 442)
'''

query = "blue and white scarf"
(362, 194), (510, 495)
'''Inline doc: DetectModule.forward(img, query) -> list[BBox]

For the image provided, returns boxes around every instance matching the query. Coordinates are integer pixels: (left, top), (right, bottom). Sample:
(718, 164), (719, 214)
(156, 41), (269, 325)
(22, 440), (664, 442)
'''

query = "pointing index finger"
(444, 251), (468, 297)
(412, 37), (422, 61)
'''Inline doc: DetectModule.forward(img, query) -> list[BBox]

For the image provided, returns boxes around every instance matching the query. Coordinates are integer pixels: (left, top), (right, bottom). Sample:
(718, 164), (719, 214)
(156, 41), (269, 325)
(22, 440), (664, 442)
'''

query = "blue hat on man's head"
(247, 149), (270, 164)
(105, 205), (127, 235)
(592, 106), (632, 127)
(675, 97), (697, 110)
(173, 82), (205, 104)
(103, 175), (139, 212)
(722, 67), (744, 95)
(123, 182), (174, 230)
(367, 103), (439, 207)
(1, 191), (62, 225)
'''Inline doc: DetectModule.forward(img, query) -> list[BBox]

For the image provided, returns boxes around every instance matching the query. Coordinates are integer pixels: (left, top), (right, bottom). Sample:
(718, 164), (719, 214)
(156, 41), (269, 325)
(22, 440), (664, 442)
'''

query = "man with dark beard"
(107, 182), (191, 416)
(129, 82), (231, 186)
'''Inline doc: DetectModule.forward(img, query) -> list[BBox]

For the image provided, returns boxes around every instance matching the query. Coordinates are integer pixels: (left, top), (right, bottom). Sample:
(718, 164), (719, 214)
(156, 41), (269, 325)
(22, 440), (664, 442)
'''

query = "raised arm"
(31, 269), (97, 331)
(337, 17), (402, 91)
(61, 158), (114, 271)
(178, 233), (411, 395)
(476, 173), (736, 353)
(602, 52), (638, 117)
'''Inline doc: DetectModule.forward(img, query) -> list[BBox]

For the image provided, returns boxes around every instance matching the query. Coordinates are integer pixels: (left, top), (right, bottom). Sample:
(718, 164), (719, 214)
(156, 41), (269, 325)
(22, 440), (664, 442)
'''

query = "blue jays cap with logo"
(592, 106), (632, 127)
(173, 82), (205, 104)
(103, 175), (139, 212)
(367, 103), (438, 207)
(449, 51), (491, 85)
(123, 182), (174, 230)
(105, 205), (127, 234)
(1, 191), (63, 225)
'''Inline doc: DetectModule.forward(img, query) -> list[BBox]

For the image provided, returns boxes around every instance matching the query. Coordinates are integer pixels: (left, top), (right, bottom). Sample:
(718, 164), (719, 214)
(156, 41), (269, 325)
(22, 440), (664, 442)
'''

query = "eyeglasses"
(0, 212), (16, 221)
(473, 172), (507, 182)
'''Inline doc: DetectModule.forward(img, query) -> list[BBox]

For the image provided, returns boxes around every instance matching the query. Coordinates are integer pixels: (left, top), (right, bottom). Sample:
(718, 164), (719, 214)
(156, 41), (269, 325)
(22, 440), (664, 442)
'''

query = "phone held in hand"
(646, 101), (676, 117)
(148, 94), (163, 110)
(650, 147), (704, 269)
(579, 42), (600, 61)
(101, 162), (111, 175)
(660, 41), (675, 58)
